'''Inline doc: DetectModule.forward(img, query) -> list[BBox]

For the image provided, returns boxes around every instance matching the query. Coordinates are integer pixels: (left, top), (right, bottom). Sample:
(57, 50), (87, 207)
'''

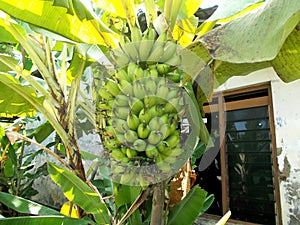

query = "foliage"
(0, 119), (49, 216)
(0, 0), (299, 225)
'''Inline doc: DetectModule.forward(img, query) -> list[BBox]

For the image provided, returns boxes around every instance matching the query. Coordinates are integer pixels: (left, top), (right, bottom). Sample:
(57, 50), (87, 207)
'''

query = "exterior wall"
(215, 67), (300, 225)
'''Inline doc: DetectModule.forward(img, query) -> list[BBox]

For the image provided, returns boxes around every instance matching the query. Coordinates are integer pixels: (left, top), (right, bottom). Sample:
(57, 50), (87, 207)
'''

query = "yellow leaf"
(173, 16), (198, 47)
(60, 201), (80, 218)
(93, 0), (126, 18)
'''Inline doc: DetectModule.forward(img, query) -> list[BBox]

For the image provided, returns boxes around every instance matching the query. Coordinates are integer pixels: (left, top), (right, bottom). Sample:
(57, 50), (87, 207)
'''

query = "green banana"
(112, 48), (130, 67)
(156, 63), (170, 74)
(147, 25), (157, 41)
(149, 117), (164, 131)
(159, 41), (178, 62)
(124, 130), (138, 143)
(137, 123), (151, 139)
(166, 88), (179, 100)
(113, 106), (130, 120)
(147, 130), (163, 145)
(131, 25), (143, 43)
(166, 72), (181, 83)
(149, 67), (158, 78)
(115, 68), (131, 82)
(146, 33), (166, 62)
(163, 155), (177, 164)
(98, 87), (113, 101)
(106, 78), (121, 96)
(127, 62), (138, 80)
(164, 98), (181, 114)
(132, 80), (146, 99)
(111, 149), (127, 161)
(104, 139), (119, 149)
(165, 134), (180, 148)
(144, 77), (157, 95)
(118, 79), (133, 95)
(164, 54), (181, 66)
(126, 148), (137, 158)
(169, 147), (183, 157)
(138, 108), (152, 124)
(139, 39), (154, 62)
(134, 65), (144, 80)
(112, 118), (128, 133)
(105, 126), (116, 137)
(143, 95), (157, 108)
(156, 30), (168, 43)
(115, 94), (130, 107)
(145, 144), (158, 159)
(127, 113), (140, 130)
(133, 139), (147, 152)
(156, 83), (169, 99)
(160, 123), (171, 139)
(157, 141), (171, 154)
(120, 37), (139, 61)
(130, 97), (144, 115)
(116, 133), (126, 143)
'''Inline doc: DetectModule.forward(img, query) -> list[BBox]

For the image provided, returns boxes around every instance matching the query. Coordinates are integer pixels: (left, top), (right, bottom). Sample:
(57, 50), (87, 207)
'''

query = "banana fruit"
(94, 23), (191, 186)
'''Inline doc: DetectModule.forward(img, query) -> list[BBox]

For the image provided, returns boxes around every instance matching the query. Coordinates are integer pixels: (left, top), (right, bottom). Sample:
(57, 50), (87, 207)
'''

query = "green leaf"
(34, 122), (55, 143)
(0, 216), (91, 225)
(0, 19), (17, 43)
(167, 186), (207, 225)
(53, 0), (95, 20)
(178, 0), (203, 20)
(184, 81), (210, 145)
(271, 22), (300, 82)
(213, 60), (271, 85)
(199, 194), (215, 216)
(0, 73), (44, 117)
(0, 192), (61, 215)
(0, 0), (117, 46)
(206, 0), (265, 22)
(0, 53), (18, 72)
(191, 141), (206, 166)
(114, 184), (142, 207)
(47, 162), (110, 224)
(200, 0), (300, 63)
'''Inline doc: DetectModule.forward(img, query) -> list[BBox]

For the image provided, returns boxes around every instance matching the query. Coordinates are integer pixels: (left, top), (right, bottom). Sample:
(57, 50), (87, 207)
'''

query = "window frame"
(202, 83), (282, 225)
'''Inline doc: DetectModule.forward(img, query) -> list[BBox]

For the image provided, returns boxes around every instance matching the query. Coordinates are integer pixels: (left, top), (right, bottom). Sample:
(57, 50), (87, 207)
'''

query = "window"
(196, 84), (282, 225)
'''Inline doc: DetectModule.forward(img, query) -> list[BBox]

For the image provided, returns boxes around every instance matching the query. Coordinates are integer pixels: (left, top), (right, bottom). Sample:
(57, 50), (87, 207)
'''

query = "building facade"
(197, 67), (300, 225)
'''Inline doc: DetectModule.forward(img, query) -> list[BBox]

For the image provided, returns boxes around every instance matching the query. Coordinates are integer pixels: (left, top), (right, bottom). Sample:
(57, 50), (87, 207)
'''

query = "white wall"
(216, 67), (300, 225)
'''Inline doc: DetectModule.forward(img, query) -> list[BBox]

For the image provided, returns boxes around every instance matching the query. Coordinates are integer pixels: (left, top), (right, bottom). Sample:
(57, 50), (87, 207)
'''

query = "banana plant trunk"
(150, 181), (166, 225)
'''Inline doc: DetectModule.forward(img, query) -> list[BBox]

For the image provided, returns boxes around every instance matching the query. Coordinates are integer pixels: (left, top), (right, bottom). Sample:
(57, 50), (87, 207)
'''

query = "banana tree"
(0, 0), (299, 224)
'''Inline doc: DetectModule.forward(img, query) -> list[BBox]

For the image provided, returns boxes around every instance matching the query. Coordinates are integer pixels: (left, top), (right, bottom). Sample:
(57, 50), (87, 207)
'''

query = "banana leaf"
(0, 72), (44, 117)
(0, 192), (60, 215)
(0, 216), (92, 225)
(47, 162), (111, 224)
(200, 0), (300, 63)
(167, 186), (207, 225)
(0, 0), (117, 46)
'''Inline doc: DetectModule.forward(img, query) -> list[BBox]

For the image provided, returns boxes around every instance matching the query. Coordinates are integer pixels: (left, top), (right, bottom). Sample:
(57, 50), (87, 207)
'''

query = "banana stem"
(163, 0), (173, 27)
(144, 0), (157, 26)
(150, 181), (166, 225)
(169, 0), (183, 32)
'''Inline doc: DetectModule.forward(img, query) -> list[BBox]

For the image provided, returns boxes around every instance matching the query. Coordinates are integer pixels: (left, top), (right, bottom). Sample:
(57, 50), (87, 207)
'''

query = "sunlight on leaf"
(0, 72), (44, 117)
(47, 162), (110, 224)
(0, 192), (60, 215)
(173, 16), (198, 47)
(0, 0), (117, 46)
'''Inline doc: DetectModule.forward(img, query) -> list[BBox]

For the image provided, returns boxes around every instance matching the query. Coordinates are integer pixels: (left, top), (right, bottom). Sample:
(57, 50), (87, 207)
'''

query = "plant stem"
(150, 181), (166, 225)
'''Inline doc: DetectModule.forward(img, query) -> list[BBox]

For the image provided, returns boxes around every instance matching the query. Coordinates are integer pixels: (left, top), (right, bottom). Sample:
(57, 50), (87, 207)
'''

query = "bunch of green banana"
(94, 24), (192, 186)
(111, 25), (181, 66)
